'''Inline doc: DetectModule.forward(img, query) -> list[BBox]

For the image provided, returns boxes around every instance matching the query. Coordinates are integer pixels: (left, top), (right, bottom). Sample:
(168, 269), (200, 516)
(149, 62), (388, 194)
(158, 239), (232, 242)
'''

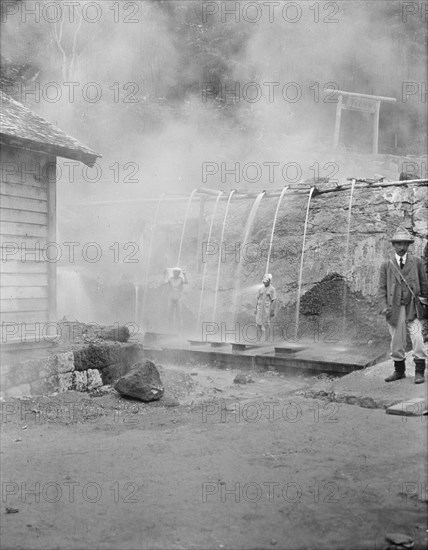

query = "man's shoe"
(415, 372), (425, 384)
(385, 361), (406, 382)
(385, 371), (406, 382)
(414, 359), (426, 384)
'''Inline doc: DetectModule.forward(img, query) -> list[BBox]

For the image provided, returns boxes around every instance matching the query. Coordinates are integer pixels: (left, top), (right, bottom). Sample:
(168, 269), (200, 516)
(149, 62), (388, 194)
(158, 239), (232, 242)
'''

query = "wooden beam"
(372, 100), (381, 154)
(0, 221), (48, 237)
(60, 179), (428, 207)
(0, 208), (48, 224)
(0, 194), (48, 212)
(333, 94), (343, 150)
(324, 89), (396, 102)
(0, 137), (100, 168)
(313, 179), (427, 195)
(2, 273), (49, 286)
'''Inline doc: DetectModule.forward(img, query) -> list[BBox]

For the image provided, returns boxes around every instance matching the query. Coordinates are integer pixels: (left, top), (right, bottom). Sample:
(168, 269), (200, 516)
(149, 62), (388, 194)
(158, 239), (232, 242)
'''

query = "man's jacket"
(377, 252), (428, 326)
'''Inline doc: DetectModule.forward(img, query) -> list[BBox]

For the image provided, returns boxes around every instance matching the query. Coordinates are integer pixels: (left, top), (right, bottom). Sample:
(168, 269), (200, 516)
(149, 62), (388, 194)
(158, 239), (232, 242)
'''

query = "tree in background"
(1, 0), (426, 156)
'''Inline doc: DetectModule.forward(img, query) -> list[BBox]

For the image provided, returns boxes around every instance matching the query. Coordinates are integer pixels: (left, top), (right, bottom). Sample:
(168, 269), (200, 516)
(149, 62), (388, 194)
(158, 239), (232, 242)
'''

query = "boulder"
(101, 363), (128, 385)
(384, 533), (414, 550)
(114, 360), (164, 402)
(233, 373), (254, 384)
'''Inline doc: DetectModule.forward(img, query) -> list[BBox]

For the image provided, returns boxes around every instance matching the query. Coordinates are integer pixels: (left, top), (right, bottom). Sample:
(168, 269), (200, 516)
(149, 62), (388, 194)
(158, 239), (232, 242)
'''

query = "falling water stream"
(232, 191), (266, 323)
(212, 190), (236, 322)
(140, 193), (165, 328)
(342, 178), (356, 329)
(177, 188), (198, 266)
(266, 186), (289, 273)
(57, 267), (93, 322)
(196, 191), (223, 332)
(295, 187), (315, 339)
(134, 284), (139, 324)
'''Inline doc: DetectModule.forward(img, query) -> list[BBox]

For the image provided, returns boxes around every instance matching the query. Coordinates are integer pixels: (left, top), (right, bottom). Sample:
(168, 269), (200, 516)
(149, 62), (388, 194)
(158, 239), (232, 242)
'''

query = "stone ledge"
(300, 357), (427, 410)
(1, 343), (143, 397)
(2, 352), (75, 387)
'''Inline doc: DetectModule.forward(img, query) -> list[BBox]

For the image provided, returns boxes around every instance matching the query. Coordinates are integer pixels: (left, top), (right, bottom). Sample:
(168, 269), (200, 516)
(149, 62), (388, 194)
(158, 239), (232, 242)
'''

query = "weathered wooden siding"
(0, 146), (56, 338)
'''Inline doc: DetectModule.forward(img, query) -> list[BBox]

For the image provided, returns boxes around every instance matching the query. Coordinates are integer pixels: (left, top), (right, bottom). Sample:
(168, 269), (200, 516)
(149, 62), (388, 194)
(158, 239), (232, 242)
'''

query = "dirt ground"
(1, 363), (427, 550)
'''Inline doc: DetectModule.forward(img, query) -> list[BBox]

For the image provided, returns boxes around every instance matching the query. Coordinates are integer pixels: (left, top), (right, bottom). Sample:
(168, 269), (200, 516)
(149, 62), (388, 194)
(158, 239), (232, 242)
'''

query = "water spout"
(196, 191), (223, 332)
(177, 189), (198, 266)
(232, 191), (266, 323)
(342, 178), (356, 329)
(134, 284), (139, 324)
(57, 267), (93, 322)
(212, 190), (236, 322)
(266, 186), (289, 273)
(295, 187), (315, 339)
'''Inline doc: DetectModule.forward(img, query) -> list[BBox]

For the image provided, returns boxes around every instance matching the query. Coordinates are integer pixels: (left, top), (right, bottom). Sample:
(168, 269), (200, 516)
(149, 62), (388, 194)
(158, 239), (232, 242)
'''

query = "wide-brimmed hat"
(262, 273), (272, 283)
(390, 226), (414, 243)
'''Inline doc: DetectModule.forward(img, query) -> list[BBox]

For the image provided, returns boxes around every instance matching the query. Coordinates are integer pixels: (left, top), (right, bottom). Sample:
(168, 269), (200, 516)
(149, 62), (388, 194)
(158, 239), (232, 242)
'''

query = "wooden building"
(0, 91), (100, 346)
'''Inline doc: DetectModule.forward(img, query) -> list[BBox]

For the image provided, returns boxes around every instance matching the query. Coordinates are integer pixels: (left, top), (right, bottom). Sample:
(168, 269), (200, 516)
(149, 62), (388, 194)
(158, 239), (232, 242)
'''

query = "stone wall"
(1, 342), (143, 398)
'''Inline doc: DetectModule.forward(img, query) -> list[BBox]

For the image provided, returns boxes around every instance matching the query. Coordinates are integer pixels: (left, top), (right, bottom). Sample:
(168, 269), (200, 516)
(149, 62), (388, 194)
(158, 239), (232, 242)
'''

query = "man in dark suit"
(378, 226), (428, 384)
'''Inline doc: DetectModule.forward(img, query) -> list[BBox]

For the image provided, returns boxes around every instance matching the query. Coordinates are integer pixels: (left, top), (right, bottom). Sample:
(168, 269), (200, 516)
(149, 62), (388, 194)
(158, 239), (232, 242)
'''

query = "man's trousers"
(388, 305), (427, 361)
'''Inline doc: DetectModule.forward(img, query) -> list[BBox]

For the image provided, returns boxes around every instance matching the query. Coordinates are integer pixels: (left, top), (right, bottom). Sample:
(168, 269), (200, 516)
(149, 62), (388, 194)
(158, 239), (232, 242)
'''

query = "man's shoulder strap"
(388, 259), (416, 298)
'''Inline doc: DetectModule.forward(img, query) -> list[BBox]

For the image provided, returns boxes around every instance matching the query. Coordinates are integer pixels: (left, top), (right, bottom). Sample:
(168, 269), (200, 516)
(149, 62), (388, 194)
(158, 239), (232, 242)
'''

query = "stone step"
(210, 341), (229, 348)
(386, 397), (427, 416)
(231, 343), (262, 352)
(274, 344), (307, 355)
(188, 340), (209, 346)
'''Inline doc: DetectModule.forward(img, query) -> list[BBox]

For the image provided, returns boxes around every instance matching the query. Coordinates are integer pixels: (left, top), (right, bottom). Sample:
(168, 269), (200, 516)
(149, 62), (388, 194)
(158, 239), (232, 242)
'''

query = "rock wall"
(193, 181), (427, 346)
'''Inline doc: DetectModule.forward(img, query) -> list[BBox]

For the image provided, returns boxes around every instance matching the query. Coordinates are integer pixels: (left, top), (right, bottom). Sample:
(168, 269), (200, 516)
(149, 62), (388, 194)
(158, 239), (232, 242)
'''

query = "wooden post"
(372, 100), (381, 154)
(197, 197), (205, 273)
(333, 94), (343, 150)
(47, 155), (57, 324)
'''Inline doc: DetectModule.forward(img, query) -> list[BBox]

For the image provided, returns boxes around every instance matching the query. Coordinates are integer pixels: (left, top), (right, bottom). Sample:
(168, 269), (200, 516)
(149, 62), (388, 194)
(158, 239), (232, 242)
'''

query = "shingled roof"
(0, 91), (100, 167)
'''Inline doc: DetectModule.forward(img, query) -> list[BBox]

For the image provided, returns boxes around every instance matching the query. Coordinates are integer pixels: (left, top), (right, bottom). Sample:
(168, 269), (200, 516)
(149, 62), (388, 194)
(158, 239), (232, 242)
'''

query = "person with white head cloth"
(167, 267), (188, 331)
(254, 273), (277, 342)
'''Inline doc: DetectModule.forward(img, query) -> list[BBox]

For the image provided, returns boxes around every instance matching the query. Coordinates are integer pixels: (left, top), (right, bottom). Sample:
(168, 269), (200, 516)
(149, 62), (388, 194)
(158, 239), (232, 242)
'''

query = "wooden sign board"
(343, 95), (378, 114)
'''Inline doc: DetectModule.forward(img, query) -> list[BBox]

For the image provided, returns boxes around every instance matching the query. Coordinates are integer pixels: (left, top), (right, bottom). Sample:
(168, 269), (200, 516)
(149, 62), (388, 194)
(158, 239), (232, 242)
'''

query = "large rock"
(114, 360), (164, 402)
(73, 371), (88, 392)
(86, 369), (103, 391)
(73, 345), (110, 372)
(72, 369), (102, 392)
(101, 363), (128, 385)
